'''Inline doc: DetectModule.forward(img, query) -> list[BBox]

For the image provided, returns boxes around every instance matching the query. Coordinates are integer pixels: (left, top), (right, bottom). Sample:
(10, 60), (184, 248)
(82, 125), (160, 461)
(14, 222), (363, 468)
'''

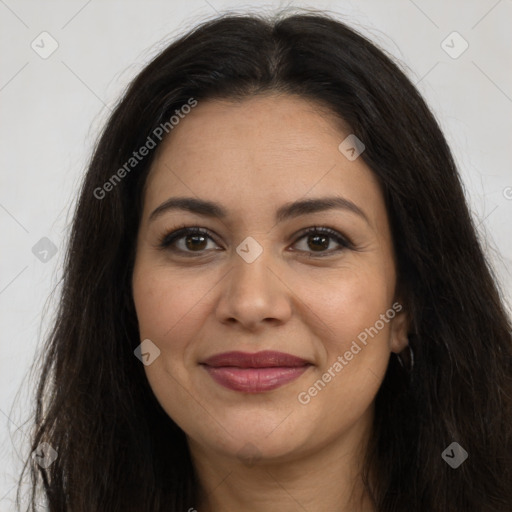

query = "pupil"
(183, 234), (329, 252)
(309, 234), (328, 251)
(186, 235), (207, 251)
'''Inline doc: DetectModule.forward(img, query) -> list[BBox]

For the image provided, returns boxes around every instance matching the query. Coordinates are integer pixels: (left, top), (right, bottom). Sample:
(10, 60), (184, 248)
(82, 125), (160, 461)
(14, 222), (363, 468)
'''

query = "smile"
(200, 350), (312, 393)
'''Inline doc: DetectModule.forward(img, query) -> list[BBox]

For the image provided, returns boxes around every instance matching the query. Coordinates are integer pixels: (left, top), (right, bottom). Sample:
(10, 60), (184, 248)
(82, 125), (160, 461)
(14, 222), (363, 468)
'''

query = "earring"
(396, 342), (414, 372)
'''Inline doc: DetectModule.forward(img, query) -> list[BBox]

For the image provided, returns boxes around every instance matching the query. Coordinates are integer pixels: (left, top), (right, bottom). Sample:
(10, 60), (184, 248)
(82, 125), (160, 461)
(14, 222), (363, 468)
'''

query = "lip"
(202, 350), (311, 368)
(200, 351), (312, 393)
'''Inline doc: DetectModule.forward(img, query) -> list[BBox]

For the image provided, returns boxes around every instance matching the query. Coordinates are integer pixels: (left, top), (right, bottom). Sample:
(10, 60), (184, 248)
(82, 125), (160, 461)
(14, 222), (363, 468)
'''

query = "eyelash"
(157, 224), (354, 258)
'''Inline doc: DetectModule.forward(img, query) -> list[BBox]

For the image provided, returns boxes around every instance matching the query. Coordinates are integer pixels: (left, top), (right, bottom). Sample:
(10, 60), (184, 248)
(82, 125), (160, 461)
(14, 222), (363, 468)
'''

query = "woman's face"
(132, 93), (408, 464)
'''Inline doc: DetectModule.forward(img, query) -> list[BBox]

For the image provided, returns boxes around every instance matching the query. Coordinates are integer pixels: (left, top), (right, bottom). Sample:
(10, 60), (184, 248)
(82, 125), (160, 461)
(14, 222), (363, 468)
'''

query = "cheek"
(131, 262), (214, 429)
(298, 263), (393, 353)
(293, 264), (394, 419)
(132, 262), (211, 350)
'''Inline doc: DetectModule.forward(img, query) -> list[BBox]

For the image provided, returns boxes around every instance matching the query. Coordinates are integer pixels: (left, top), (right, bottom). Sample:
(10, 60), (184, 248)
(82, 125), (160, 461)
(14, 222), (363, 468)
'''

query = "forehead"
(142, 93), (385, 228)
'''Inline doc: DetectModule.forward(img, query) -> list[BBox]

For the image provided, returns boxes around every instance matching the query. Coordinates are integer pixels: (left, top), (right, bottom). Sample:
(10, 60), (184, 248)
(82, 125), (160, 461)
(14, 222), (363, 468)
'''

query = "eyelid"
(156, 225), (216, 252)
(293, 225), (354, 249)
(157, 224), (354, 256)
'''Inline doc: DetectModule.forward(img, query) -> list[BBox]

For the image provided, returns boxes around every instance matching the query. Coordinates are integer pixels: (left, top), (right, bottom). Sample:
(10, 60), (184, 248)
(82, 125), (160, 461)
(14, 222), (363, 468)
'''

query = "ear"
(389, 301), (409, 354)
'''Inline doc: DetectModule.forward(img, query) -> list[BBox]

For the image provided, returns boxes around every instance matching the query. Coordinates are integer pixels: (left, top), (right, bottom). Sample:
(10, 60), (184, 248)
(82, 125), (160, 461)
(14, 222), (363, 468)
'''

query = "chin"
(194, 413), (314, 464)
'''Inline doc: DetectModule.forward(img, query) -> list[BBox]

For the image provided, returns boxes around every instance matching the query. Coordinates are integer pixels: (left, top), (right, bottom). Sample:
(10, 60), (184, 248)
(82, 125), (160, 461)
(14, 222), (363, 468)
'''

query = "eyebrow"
(148, 196), (369, 225)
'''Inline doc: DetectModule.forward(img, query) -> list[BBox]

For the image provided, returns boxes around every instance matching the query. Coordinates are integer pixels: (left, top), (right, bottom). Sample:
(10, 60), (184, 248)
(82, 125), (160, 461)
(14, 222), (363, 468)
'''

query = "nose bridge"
(216, 235), (291, 328)
(231, 235), (277, 303)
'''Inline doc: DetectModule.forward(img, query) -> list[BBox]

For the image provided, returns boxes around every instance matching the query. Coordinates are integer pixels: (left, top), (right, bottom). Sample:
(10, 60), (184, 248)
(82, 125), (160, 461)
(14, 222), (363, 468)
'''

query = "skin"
(132, 93), (409, 512)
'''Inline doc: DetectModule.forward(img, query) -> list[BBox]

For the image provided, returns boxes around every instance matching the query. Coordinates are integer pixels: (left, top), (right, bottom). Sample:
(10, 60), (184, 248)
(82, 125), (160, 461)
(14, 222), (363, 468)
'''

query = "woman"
(19, 11), (512, 512)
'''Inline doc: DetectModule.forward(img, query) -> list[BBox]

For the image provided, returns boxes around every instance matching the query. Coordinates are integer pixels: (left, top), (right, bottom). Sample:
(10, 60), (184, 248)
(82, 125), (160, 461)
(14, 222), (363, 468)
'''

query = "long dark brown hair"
(18, 10), (512, 512)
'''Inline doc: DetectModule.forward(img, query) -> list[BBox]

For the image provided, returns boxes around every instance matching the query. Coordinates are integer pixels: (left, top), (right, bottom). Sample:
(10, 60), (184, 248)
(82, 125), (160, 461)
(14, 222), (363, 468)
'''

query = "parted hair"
(19, 10), (512, 512)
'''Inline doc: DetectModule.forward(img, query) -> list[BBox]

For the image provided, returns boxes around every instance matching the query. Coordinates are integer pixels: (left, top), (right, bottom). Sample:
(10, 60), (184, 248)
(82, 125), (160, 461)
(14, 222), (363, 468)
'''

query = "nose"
(215, 241), (293, 331)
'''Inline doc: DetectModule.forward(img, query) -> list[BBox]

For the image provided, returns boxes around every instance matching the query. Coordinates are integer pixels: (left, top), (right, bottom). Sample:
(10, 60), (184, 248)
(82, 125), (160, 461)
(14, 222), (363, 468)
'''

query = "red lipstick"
(200, 350), (312, 393)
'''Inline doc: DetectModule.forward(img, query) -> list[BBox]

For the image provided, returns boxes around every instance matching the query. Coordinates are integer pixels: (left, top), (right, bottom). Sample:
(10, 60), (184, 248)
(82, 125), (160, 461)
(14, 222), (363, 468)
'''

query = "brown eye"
(182, 233), (208, 251)
(306, 233), (330, 252)
(159, 227), (219, 255)
(292, 227), (352, 257)
(158, 225), (352, 258)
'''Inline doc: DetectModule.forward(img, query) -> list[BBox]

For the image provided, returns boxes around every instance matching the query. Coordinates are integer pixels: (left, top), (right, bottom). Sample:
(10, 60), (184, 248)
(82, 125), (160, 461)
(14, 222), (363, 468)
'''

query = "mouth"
(200, 350), (313, 393)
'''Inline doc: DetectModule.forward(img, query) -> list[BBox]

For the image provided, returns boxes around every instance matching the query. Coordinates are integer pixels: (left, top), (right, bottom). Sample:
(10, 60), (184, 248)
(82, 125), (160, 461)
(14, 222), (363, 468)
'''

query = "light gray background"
(1, 0), (511, 508)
